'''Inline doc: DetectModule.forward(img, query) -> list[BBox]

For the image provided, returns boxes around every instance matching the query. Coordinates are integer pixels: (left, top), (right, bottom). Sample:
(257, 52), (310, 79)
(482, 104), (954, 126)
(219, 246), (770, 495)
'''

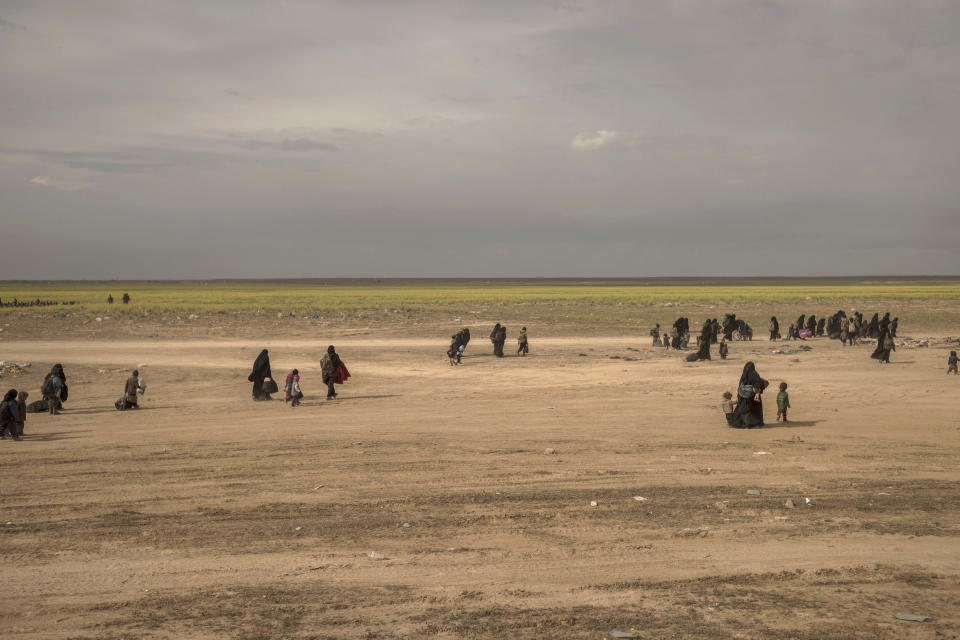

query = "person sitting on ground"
(320, 346), (343, 400)
(284, 369), (302, 406)
(719, 339), (728, 360)
(16, 391), (27, 436)
(948, 351), (958, 375)
(1, 389), (21, 440)
(776, 382), (790, 423)
(517, 327), (529, 356)
(721, 391), (735, 426)
(122, 370), (141, 409)
(248, 349), (274, 400)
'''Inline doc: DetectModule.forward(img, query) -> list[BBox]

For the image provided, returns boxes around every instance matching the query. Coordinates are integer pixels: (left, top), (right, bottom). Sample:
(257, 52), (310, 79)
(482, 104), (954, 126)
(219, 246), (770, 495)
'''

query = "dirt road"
(1, 333), (958, 638)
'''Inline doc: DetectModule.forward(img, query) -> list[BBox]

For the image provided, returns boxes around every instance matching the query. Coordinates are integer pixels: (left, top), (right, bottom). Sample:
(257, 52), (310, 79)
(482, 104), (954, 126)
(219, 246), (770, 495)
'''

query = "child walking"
(949, 350), (958, 375)
(516, 327), (529, 356)
(776, 382), (790, 422)
(718, 339), (729, 359)
(284, 369), (302, 407)
(721, 391), (735, 426)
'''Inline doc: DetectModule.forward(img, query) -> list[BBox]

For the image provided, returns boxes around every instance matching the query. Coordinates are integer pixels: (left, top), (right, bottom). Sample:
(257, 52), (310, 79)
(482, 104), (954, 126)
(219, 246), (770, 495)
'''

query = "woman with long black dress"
(248, 349), (274, 400)
(871, 325), (895, 364)
(730, 361), (769, 428)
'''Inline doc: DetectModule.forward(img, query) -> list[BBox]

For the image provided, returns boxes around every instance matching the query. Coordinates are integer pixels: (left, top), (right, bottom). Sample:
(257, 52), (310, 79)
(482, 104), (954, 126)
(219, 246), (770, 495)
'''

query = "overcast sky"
(1, 1), (958, 279)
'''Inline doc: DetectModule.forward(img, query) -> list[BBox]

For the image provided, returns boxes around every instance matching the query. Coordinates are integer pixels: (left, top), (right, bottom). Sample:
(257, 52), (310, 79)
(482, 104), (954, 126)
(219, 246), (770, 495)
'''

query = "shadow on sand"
(17, 430), (90, 442)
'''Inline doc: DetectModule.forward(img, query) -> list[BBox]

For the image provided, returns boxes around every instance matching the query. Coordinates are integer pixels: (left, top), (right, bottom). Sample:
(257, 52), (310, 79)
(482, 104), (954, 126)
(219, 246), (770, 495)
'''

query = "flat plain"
(1, 279), (958, 639)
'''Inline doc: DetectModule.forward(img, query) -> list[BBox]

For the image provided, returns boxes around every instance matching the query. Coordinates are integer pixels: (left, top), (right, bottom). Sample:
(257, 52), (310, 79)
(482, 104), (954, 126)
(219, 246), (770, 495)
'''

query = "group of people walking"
(7, 308), (957, 443)
(248, 346), (350, 405)
(447, 324), (529, 364)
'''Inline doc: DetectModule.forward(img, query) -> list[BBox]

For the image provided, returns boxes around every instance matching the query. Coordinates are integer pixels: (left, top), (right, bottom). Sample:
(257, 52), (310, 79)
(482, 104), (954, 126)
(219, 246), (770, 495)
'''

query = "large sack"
(262, 379), (279, 395)
(27, 399), (49, 413)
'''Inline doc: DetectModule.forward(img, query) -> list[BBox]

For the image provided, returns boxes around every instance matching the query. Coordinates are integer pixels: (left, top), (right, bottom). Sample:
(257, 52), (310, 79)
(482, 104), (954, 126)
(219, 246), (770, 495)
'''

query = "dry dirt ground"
(1, 328), (959, 639)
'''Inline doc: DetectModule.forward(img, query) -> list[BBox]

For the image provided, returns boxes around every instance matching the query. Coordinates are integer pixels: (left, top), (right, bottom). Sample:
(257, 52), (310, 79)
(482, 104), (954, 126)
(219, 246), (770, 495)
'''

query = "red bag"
(335, 362), (351, 385)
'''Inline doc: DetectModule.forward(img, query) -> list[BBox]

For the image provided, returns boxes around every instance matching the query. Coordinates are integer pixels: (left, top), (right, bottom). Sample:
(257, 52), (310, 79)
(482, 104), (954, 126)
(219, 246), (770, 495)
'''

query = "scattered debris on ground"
(893, 613), (931, 622)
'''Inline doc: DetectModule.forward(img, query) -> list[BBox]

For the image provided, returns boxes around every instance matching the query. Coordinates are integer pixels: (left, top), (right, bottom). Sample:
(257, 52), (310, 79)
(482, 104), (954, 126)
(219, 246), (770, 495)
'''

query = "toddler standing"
(776, 382), (790, 422)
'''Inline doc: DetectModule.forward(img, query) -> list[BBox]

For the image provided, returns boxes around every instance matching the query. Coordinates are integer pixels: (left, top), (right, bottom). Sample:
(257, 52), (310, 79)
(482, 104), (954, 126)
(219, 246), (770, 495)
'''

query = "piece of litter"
(294, 526), (302, 531)
(367, 551), (387, 560)
(5, 522), (13, 526)
(753, 451), (772, 455)
(632, 496), (647, 502)
(607, 631), (639, 639)
(402, 522), (411, 528)
(784, 499), (795, 508)
(746, 489), (761, 495)
(894, 613), (931, 622)
(804, 497), (812, 506)
(313, 485), (324, 490)
(590, 500), (598, 507)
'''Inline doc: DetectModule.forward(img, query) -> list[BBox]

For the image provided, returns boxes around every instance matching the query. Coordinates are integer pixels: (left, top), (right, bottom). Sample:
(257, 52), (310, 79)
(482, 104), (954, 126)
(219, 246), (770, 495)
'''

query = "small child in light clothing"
(776, 382), (790, 422)
(948, 350), (958, 375)
(719, 339), (729, 359)
(721, 391), (735, 426)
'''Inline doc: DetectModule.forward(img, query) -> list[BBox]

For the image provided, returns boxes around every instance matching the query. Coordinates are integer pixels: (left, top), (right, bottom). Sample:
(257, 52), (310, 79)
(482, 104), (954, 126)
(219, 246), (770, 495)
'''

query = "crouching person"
(1, 389), (21, 440)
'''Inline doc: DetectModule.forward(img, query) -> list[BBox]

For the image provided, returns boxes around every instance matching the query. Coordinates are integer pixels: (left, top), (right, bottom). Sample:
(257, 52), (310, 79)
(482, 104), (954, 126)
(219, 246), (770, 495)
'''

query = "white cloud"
(570, 130), (620, 151)
(30, 175), (86, 192)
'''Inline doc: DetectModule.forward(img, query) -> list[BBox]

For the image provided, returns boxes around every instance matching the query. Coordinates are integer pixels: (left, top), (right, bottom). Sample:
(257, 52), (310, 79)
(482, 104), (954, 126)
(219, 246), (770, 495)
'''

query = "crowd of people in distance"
(5, 309), (959, 443)
(0, 298), (78, 308)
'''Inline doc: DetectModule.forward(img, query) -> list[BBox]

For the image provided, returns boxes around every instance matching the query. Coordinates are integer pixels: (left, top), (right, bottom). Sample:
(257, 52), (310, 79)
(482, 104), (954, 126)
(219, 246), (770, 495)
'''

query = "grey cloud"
(0, 0), (958, 278)
(238, 138), (339, 152)
(0, 17), (26, 31)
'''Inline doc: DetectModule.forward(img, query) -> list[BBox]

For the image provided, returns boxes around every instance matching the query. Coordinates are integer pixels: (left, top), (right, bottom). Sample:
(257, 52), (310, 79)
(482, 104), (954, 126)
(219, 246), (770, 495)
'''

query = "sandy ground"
(1, 330), (959, 639)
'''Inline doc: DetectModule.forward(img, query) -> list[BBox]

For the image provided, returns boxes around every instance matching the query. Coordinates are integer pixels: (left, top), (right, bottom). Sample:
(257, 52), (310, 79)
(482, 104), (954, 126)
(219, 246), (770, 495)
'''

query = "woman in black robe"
(806, 315), (817, 335)
(816, 317), (826, 336)
(769, 316), (779, 341)
(730, 361), (768, 428)
(867, 313), (879, 338)
(690, 319), (712, 360)
(43, 363), (69, 403)
(890, 317), (898, 338)
(796, 315), (805, 335)
(871, 325), (894, 363)
(248, 349), (273, 400)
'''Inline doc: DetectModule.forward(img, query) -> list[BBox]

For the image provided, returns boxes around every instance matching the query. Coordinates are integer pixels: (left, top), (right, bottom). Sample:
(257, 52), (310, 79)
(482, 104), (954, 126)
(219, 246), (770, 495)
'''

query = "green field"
(1, 280), (958, 330)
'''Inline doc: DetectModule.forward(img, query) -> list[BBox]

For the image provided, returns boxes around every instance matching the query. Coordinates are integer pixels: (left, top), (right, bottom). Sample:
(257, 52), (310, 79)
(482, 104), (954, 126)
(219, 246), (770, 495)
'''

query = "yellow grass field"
(2, 279), (959, 333)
